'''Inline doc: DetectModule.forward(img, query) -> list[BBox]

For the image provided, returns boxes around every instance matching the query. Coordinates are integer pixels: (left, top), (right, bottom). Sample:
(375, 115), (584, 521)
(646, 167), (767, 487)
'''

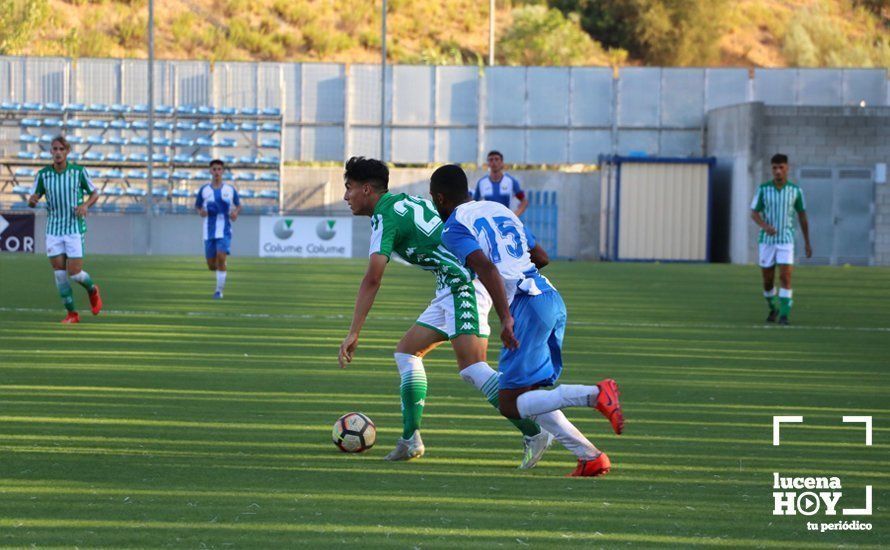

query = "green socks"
(461, 362), (542, 438)
(779, 288), (793, 317)
(764, 288), (778, 313)
(395, 353), (428, 440)
(54, 270), (75, 312)
(483, 374), (542, 437)
(69, 270), (95, 293)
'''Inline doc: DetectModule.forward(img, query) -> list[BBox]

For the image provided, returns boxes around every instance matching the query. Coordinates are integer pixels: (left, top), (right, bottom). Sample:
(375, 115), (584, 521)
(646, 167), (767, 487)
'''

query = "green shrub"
(783, 3), (890, 67)
(498, 5), (610, 65)
(115, 15), (147, 49)
(0, 0), (50, 54)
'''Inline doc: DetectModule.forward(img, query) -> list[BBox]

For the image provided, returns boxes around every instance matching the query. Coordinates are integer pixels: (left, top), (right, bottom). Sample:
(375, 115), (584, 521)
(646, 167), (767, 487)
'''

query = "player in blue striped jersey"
(430, 164), (625, 477)
(195, 159), (241, 299)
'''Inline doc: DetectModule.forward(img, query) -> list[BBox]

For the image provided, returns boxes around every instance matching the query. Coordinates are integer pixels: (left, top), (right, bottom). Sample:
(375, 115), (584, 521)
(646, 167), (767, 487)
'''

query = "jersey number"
(394, 197), (442, 236)
(473, 216), (523, 264)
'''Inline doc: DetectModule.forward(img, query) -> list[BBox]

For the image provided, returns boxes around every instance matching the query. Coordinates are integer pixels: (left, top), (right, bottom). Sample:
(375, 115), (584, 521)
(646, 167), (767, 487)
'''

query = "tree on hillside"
(498, 5), (615, 66)
(783, 4), (890, 67)
(550, 0), (727, 66)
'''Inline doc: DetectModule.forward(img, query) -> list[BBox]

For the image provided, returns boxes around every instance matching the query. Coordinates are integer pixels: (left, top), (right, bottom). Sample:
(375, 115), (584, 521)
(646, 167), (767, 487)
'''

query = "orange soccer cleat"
(61, 311), (80, 324)
(593, 378), (625, 435)
(89, 285), (103, 315)
(566, 452), (611, 477)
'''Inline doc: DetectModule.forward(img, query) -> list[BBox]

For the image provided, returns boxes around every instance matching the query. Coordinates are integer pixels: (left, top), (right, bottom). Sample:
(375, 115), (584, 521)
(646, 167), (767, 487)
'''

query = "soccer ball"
(332, 412), (376, 453)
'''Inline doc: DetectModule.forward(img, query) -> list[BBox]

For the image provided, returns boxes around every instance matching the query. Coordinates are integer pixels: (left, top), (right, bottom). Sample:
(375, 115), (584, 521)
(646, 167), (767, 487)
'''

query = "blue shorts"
(498, 290), (566, 390)
(204, 236), (231, 259)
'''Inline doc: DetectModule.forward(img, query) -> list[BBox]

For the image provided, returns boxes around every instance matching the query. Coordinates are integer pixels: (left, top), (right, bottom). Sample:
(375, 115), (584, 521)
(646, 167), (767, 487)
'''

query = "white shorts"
(416, 279), (492, 340)
(46, 233), (85, 259)
(759, 243), (794, 268)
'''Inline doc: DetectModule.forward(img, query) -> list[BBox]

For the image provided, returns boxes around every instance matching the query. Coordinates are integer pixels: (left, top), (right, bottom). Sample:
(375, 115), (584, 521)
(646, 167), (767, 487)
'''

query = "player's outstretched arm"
(798, 211), (812, 258)
(465, 250), (519, 350)
(339, 253), (389, 368)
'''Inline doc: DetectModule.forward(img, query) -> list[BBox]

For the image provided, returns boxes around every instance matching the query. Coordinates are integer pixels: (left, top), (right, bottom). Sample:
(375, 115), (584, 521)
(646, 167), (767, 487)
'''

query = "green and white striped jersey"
(369, 192), (473, 291)
(30, 163), (97, 236)
(750, 181), (806, 245)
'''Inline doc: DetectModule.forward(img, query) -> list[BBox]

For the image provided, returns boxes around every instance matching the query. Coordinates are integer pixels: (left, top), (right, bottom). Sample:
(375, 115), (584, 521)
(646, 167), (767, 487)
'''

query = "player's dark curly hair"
(430, 164), (468, 202)
(344, 156), (388, 192)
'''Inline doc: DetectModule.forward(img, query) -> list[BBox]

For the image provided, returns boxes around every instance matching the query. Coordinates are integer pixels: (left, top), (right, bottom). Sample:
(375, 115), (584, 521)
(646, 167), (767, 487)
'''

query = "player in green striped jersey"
(337, 157), (551, 467)
(27, 136), (103, 324)
(750, 154), (812, 325)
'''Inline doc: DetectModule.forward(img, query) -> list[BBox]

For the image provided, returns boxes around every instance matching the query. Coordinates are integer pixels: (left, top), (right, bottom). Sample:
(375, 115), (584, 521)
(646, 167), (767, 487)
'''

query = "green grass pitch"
(0, 255), (887, 548)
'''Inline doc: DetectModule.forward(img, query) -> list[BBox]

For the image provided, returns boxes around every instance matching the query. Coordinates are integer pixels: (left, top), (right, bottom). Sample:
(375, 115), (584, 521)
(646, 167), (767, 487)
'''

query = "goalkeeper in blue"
(431, 164), (625, 477)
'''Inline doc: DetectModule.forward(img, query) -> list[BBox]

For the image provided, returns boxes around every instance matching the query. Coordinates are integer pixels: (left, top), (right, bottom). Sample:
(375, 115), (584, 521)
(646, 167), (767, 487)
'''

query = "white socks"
(516, 384), (599, 418)
(216, 270), (227, 293)
(535, 410), (599, 460)
(779, 288), (792, 299)
(394, 352), (425, 377)
(53, 269), (68, 286)
(764, 288), (777, 298)
(459, 361), (498, 390)
(459, 361), (501, 407)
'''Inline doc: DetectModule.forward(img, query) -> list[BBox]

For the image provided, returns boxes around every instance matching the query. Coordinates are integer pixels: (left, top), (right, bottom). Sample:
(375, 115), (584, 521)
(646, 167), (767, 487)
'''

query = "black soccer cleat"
(766, 309), (779, 323)
(778, 315), (790, 326)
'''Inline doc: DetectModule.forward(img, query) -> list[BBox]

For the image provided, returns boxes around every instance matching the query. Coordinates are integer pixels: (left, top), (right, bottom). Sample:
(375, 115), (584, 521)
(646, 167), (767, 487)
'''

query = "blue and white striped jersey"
(441, 200), (552, 304)
(195, 183), (240, 240)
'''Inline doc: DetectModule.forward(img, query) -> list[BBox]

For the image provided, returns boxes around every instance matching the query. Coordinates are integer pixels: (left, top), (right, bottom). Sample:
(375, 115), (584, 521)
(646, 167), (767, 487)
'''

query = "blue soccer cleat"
(213, 291), (223, 299)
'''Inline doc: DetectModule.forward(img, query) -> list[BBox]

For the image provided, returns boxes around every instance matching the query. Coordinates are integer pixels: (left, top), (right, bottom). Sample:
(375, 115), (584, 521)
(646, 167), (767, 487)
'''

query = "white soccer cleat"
(383, 430), (425, 461)
(518, 430), (554, 469)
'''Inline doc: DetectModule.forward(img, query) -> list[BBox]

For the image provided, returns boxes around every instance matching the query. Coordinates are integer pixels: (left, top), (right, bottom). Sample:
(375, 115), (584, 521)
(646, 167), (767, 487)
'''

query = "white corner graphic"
(842, 416), (873, 446)
(843, 486), (872, 516)
(773, 416), (803, 446)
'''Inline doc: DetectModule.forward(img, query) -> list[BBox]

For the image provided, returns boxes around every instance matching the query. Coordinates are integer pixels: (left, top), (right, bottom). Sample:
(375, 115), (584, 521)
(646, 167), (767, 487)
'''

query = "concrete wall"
(706, 103), (890, 265)
(25, 168), (600, 259)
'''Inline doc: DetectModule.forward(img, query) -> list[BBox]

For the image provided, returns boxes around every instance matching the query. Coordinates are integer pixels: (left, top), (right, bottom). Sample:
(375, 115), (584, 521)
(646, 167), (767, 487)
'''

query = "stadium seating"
(2, 99), (282, 211)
